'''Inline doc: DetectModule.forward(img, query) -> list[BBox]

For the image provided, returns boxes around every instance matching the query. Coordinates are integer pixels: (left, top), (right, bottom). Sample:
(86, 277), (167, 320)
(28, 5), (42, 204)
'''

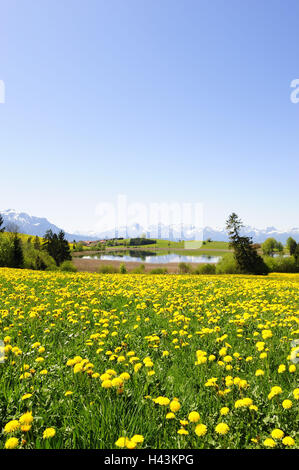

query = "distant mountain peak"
(1, 209), (298, 243)
(0, 209), (95, 242)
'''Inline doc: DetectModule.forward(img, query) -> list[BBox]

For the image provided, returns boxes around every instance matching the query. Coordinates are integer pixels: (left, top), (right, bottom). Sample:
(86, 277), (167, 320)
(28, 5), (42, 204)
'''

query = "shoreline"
(72, 257), (214, 273)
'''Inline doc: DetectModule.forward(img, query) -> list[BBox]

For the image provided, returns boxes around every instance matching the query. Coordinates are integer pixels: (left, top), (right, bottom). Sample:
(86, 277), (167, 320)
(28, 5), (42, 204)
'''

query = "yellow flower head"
(271, 429), (284, 440)
(195, 424), (207, 436)
(188, 411), (200, 423)
(19, 411), (33, 425)
(131, 434), (144, 444)
(5, 437), (19, 449)
(177, 428), (189, 435)
(263, 438), (276, 448)
(4, 420), (20, 433)
(115, 437), (129, 447)
(101, 379), (112, 389)
(170, 400), (181, 412)
(21, 393), (33, 400)
(43, 427), (56, 439)
(215, 423), (229, 435)
(282, 436), (295, 447)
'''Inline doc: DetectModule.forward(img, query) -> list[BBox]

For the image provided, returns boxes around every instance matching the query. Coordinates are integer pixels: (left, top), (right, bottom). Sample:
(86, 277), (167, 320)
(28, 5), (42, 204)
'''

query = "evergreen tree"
(42, 230), (71, 265)
(286, 237), (297, 256)
(57, 230), (71, 265)
(36, 254), (47, 270)
(42, 230), (56, 263)
(11, 234), (24, 268)
(0, 213), (5, 233)
(34, 236), (41, 250)
(226, 213), (269, 275)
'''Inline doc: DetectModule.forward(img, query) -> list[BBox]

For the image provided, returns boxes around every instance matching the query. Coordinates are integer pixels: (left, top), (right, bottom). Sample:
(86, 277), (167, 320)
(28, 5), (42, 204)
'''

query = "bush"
(132, 264), (145, 274)
(178, 262), (192, 274)
(194, 263), (216, 274)
(216, 254), (240, 274)
(0, 235), (13, 267)
(74, 242), (84, 252)
(129, 238), (155, 246)
(45, 265), (59, 271)
(59, 261), (78, 272)
(149, 267), (168, 274)
(98, 264), (118, 274)
(23, 245), (56, 271)
(119, 263), (127, 274)
(264, 255), (298, 273)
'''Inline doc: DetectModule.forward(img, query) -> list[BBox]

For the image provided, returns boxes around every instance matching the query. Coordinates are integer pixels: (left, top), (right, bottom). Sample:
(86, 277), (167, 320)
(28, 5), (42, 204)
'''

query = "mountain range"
(1, 209), (299, 243)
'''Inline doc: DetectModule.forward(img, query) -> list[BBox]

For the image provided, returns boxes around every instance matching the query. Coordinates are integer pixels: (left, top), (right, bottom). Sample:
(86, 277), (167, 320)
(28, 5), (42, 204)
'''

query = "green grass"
(156, 249), (227, 257)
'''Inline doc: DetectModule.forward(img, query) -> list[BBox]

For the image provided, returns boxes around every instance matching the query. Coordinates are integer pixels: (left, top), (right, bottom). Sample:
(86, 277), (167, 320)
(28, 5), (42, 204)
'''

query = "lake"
(81, 253), (221, 264)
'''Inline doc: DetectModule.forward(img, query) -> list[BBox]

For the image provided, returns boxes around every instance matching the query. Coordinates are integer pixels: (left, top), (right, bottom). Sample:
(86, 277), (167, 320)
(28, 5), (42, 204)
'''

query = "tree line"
(0, 213), (72, 270)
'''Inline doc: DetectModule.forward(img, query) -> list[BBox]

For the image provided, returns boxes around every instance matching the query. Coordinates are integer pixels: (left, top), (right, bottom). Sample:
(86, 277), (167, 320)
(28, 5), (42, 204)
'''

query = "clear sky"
(0, 0), (298, 233)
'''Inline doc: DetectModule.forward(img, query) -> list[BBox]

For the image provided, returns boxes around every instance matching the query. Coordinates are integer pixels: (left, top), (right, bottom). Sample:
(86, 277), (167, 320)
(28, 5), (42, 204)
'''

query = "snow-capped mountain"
(1, 209), (298, 243)
(0, 209), (96, 241)
(91, 223), (299, 243)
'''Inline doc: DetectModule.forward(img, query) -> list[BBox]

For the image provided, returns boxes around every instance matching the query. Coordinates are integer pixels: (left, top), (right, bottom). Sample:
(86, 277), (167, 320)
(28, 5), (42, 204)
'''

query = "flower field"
(0, 268), (298, 449)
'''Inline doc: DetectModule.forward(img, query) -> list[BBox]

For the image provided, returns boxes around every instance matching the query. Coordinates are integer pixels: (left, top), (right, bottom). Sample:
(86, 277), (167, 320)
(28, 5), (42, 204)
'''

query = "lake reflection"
(81, 253), (221, 264)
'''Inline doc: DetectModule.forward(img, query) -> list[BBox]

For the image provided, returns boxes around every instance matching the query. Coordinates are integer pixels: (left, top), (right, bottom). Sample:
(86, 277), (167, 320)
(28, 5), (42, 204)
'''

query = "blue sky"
(0, 0), (298, 232)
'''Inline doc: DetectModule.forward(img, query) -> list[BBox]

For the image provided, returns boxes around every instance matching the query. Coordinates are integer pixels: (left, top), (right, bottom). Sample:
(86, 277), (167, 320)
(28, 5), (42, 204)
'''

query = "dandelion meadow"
(0, 268), (298, 449)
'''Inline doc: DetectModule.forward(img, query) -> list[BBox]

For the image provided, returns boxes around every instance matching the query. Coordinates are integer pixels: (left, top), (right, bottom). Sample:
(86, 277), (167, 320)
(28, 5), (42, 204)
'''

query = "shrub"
(178, 262), (192, 274)
(216, 254), (240, 274)
(194, 263), (216, 274)
(264, 255), (298, 273)
(23, 245), (56, 271)
(149, 267), (168, 274)
(75, 242), (84, 252)
(119, 263), (127, 274)
(45, 265), (59, 271)
(0, 235), (13, 267)
(60, 261), (78, 272)
(132, 264), (145, 274)
(98, 264), (118, 274)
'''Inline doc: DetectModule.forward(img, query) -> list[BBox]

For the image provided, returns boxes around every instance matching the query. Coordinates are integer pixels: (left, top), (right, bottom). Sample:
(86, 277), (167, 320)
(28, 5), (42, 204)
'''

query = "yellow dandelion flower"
(4, 420), (20, 433)
(21, 393), (33, 400)
(263, 438), (276, 448)
(271, 429), (284, 440)
(195, 424), (207, 436)
(282, 399), (292, 409)
(188, 411), (200, 423)
(170, 400), (181, 412)
(19, 411), (33, 425)
(5, 437), (19, 449)
(215, 423), (229, 435)
(43, 427), (56, 439)
(282, 436), (295, 447)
